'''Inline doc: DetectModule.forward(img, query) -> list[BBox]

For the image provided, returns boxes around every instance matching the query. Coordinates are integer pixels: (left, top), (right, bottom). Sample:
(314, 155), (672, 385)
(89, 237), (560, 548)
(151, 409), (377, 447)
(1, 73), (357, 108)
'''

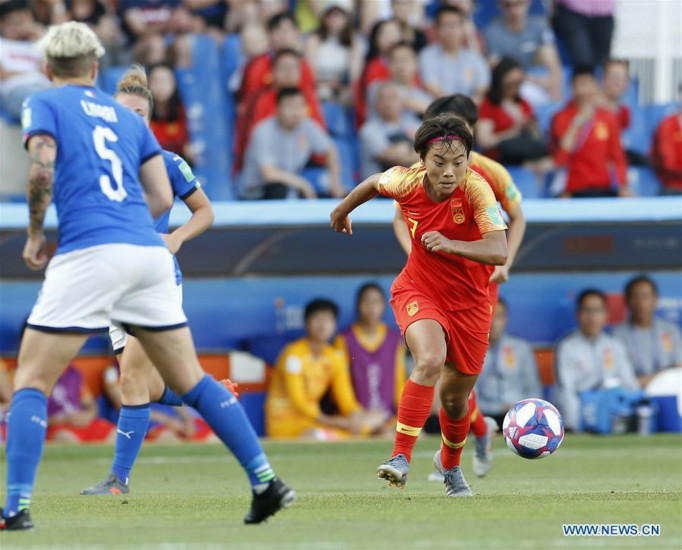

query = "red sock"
(468, 390), (486, 438)
(392, 379), (434, 462)
(439, 407), (470, 469)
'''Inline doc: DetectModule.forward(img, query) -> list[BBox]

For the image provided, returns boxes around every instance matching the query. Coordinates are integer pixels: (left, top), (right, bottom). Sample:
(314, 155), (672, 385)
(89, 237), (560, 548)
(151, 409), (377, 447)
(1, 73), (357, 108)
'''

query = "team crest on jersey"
(451, 198), (465, 224)
(407, 301), (419, 317)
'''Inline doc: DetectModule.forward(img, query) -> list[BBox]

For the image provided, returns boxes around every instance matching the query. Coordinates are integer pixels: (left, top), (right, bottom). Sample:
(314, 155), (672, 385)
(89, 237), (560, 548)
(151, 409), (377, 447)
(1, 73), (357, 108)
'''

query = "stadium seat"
(472, 0), (547, 29)
(646, 102), (679, 144)
(333, 137), (359, 190)
(534, 101), (562, 137)
(628, 166), (661, 196)
(322, 101), (353, 138)
(101, 66), (128, 96)
(176, 34), (234, 200)
(507, 166), (542, 199)
(621, 103), (648, 155)
(220, 33), (242, 84)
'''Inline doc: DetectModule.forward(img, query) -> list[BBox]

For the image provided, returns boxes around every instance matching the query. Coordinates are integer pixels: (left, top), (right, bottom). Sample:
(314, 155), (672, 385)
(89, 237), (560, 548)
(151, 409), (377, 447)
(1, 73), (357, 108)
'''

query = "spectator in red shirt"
(477, 57), (548, 165)
(600, 58), (630, 131)
(235, 48), (325, 171)
(355, 18), (402, 127)
(652, 105), (682, 195)
(551, 66), (631, 198)
(237, 12), (316, 104)
(148, 63), (193, 162)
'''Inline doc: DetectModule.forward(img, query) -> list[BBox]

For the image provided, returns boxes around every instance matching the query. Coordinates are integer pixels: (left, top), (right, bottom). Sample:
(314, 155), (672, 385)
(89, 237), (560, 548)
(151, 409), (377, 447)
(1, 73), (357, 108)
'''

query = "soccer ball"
(503, 398), (564, 459)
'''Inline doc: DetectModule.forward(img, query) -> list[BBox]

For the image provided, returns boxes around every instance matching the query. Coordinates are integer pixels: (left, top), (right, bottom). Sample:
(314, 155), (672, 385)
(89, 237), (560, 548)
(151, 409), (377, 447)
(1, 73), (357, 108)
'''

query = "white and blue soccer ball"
(503, 398), (564, 459)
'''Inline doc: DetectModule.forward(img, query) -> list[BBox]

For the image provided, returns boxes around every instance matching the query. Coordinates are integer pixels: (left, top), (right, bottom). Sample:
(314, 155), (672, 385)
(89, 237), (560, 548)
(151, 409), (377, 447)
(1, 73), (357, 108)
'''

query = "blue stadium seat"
(333, 137), (359, 189)
(534, 101), (562, 137)
(507, 166), (542, 199)
(646, 103), (679, 142)
(221, 33), (242, 83)
(101, 66), (128, 95)
(628, 166), (661, 197)
(322, 101), (353, 138)
(176, 35), (233, 200)
(621, 103), (648, 155)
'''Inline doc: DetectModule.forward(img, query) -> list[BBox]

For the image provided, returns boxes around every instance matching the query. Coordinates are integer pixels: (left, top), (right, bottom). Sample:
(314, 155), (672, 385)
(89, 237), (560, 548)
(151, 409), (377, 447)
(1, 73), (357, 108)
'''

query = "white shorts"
(109, 284), (183, 354)
(27, 244), (187, 335)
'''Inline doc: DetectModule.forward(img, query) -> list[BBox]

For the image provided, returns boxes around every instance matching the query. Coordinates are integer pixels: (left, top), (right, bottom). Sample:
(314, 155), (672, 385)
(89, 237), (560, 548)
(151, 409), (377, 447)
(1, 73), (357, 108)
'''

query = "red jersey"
(551, 102), (628, 194)
(354, 56), (391, 128)
(479, 98), (535, 160)
(238, 52), (317, 103)
(379, 165), (507, 310)
(150, 109), (189, 157)
(652, 113), (682, 190)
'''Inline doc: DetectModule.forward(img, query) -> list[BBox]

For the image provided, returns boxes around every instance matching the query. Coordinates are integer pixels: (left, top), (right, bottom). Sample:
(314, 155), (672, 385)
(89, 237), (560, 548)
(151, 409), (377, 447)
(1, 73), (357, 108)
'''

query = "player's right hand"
(23, 233), (49, 271)
(330, 208), (352, 235)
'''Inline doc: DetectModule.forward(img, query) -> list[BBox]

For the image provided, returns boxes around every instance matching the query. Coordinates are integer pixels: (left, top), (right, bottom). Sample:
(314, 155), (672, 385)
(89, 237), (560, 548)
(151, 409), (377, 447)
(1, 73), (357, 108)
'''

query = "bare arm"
(163, 187), (214, 254)
(23, 135), (56, 270)
(330, 173), (381, 235)
(476, 118), (521, 150)
(139, 154), (174, 218)
(393, 204), (412, 255)
(324, 144), (345, 198)
(260, 164), (317, 198)
(123, 9), (149, 37)
(421, 229), (508, 265)
(490, 201), (526, 282)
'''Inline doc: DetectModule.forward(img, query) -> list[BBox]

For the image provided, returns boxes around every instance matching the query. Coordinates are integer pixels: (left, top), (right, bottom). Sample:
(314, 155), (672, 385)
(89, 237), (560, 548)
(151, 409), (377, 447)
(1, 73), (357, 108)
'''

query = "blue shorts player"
(0, 22), (294, 531)
(79, 65), (219, 495)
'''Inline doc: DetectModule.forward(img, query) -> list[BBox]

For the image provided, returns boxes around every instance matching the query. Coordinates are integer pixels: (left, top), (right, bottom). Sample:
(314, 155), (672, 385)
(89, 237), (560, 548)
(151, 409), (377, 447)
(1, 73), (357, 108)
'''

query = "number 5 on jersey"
(93, 126), (127, 202)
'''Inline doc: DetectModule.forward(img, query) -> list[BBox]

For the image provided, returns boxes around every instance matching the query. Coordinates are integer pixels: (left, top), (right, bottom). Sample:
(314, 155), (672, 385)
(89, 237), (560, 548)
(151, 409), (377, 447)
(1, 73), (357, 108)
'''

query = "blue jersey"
(21, 85), (164, 255)
(157, 150), (200, 285)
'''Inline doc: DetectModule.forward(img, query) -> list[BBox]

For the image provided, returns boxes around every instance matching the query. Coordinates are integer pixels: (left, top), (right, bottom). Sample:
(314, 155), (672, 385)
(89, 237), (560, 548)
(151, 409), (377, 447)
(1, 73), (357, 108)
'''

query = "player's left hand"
(490, 264), (510, 283)
(421, 231), (454, 254)
(330, 208), (353, 235)
(161, 233), (182, 254)
(23, 233), (49, 270)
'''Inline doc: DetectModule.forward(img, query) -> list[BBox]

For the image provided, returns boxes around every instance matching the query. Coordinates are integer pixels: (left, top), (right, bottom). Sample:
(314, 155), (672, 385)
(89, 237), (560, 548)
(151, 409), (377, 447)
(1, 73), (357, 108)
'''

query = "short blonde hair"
(37, 22), (105, 77)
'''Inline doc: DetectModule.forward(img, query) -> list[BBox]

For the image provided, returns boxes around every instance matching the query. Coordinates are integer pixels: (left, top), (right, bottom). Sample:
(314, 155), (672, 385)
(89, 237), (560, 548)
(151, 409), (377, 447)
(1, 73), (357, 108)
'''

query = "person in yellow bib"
(266, 299), (387, 439)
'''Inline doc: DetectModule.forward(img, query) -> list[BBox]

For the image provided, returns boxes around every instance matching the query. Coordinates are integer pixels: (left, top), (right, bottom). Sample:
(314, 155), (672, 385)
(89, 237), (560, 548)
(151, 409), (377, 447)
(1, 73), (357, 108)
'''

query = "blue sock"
(157, 385), (183, 406)
(182, 375), (275, 491)
(110, 404), (150, 483)
(4, 388), (48, 517)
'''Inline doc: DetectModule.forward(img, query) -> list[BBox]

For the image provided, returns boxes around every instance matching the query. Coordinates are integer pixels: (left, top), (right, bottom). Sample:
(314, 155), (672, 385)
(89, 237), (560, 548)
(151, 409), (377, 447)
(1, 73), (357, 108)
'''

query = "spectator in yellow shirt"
(266, 299), (387, 439)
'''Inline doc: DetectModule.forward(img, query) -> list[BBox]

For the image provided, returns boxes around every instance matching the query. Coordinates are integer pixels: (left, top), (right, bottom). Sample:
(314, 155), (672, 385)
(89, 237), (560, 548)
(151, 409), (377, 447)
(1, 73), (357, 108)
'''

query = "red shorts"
(391, 287), (492, 376)
(489, 282), (499, 314)
(46, 418), (115, 442)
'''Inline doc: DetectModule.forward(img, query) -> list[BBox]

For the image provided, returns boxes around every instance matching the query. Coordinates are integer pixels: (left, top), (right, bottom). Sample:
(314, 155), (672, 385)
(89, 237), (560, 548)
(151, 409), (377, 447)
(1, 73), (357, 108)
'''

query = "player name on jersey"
(80, 100), (118, 123)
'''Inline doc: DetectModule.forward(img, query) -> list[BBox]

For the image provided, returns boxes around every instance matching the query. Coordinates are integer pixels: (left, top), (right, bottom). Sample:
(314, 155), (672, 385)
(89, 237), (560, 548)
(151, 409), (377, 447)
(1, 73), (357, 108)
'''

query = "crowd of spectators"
(1, 0), (681, 199)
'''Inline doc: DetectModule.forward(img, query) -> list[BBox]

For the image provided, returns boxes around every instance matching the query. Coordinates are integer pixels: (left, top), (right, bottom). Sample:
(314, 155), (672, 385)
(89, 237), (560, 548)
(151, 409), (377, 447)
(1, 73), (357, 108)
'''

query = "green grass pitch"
(1, 434), (680, 550)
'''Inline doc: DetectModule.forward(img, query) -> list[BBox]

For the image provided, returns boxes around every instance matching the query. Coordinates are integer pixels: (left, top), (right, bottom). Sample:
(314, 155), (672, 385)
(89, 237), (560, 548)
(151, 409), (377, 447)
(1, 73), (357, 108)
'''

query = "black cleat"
(0, 508), (35, 531)
(243, 477), (296, 525)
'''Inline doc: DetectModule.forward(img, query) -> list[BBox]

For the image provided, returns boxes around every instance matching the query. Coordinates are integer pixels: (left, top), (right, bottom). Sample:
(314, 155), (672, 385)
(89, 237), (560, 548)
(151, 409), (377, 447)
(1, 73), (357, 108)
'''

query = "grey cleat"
(377, 454), (409, 489)
(433, 449), (473, 497)
(473, 416), (498, 478)
(80, 473), (129, 495)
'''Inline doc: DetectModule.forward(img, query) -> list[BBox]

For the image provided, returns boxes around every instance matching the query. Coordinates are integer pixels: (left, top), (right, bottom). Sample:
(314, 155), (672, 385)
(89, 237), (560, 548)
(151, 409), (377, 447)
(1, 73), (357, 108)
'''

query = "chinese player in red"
(394, 95), (527, 479)
(330, 115), (508, 497)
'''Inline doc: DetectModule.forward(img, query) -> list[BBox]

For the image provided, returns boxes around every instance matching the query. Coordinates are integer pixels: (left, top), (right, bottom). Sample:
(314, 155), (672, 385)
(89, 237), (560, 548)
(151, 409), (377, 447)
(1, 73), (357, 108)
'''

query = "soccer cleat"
(80, 473), (130, 495)
(472, 416), (498, 478)
(377, 454), (409, 488)
(433, 450), (473, 497)
(244, 477), (296, 524)
(0, 508), (34, 531)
